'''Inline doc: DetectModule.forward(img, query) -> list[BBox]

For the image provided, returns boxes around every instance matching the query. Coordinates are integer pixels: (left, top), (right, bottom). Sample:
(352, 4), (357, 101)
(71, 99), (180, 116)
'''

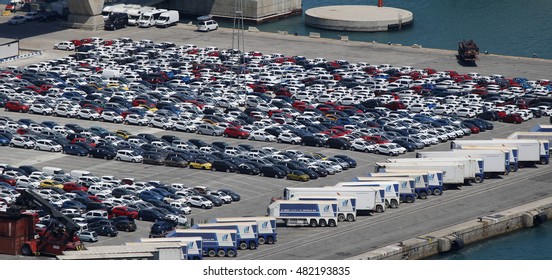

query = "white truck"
(417, 149), (508, 178)
(268, 200), (339, 227)
(454, 146), (518, 172)
(375, 162), (466, 187)
(353, 176), (417, 202)
(451, 139), (549, 166)
(127, 6), (154, 26)
(283, 187), (386, 213)
(208, 217), (276, 245)
(290, 195), (357, 222)
(376, 170), (445, 195)
(392, 156), (485, 183)
(138, 9), (167, 28)
(508, 132), (552, 150)
(156, 10), (179, 28)
(332, 181), (401, 208)
(137, 237), (203, 260)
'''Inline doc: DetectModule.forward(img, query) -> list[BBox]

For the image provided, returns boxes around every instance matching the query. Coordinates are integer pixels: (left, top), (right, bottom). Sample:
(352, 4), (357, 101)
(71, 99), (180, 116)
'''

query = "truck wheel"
(385, 200), (390, 209)
(258, 237), (266, 245)
(309, 219), (318, 227)
(540, 158), (548, 165)
(217, 249), (226, 257)
(509, 164), (516, 172)
(420, 192), (428, 199)
(267, 236), (275, 244)
(399, 197), (404, 203)
(239, 242), (248, 250)
(433, 189), (443, 196)
(347, 214), (355, 222)
(337, 214), (345, 222)
(376, 205), (384, 213)
(20, 245), (33, 256)
(390, 200), (399, 208)
(249, 241), (257, 250)
(208, 249), (216, 257)
(474, 176), (483, 183)
(319, 219), (327, 227)
(328, 219), (336, 227)
(226, 250), (236, 257)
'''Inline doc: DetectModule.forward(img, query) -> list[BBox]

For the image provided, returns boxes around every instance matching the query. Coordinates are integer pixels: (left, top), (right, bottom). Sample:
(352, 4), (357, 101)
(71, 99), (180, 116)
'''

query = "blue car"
(139, 191), (164, 202)
(62, 144), (88, 156)
(0, 135), (10, 146)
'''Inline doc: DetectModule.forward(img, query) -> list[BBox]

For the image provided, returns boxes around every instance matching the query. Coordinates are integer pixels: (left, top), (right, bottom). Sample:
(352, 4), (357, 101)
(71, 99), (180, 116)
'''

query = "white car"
(9, 136), (35, 149)
(351, 139), (378, 153)
(210, 191), (232, 204)
(16, 177), (40, 188)
(149, 117), (175, 130)
(249, 131), (277, 142)
(115, 150), (143, 163)
(53, 107), (77, 118)
(165, 214), (188, 226)
(188, 195), (213, 209)
(54, 41), (75, 51)
(76, 109), (100, 120)
(174, 121), (197, 133)
(376, 143), (407, 156)
(29, 104), (53, 115)
(124, 114), (149, 126)
(277, 133), (302, 144)
(100, 111), (124, 123)
(197, 19), (218, 32)
(456, 108), (476, 118)
(34, 139), (62, 152)
(8, 16), (26, 25)
(24, 12), (39, 21)
(169, 201), (192, 215)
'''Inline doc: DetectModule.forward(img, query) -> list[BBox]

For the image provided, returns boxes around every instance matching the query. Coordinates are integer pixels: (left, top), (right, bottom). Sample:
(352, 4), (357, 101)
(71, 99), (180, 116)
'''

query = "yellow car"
(87, 83), (103, 91)
(311, 152), (328, 161)
(39, 180), (63, 189)
(189, 159), (212, 170)
(202, 118), (218, 126)
(325, 114), (339, 121)
(115, 129), (132, 139)
(286, 170), (310, 182)
(138, 104), (158, 112)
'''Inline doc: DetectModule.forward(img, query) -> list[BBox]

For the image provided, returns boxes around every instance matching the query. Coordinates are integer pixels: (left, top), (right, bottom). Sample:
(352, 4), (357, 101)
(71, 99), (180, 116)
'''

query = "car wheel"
(198, 130), (202, 135)
(50, 148), (54, 152)
(291, 141), (296, 145)
(201, 204), (206, 209)
(116, 157), (121, 161)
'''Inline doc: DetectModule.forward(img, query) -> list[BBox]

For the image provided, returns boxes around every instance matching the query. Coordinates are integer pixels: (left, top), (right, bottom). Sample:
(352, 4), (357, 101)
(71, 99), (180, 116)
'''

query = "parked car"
(78, 230), (99, 242)
(54, 41), (76, 51)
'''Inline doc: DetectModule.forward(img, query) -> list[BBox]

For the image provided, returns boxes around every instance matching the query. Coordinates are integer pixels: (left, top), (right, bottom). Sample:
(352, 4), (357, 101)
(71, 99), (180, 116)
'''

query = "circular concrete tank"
(305, 5), (413, 32)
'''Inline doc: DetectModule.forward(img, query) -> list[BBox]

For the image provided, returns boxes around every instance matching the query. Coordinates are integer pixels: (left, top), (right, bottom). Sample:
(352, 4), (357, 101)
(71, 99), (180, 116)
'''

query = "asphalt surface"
(1, 17), (552, 259)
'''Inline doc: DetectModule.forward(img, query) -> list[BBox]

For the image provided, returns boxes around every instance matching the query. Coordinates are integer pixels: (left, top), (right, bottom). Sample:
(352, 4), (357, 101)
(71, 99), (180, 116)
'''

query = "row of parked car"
(0, 163), (242, 241)
(1, 38), (550, 164)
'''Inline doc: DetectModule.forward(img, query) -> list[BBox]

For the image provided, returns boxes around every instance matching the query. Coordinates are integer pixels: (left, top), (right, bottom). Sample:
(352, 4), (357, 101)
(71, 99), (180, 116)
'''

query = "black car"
(104, 12), (128, 30)
(326, 138), (351, 150)
(301, 135), (326, 147)
(392, 139), (416, 152)
(333, 155), (357, 168)
(149, 221), (175, 238)
(111, 187), (135, 198)
(89, 225), (118, 237)
(88, 148), (116, 159)
(143, 153), (165, 165)
(308, 165), (329, 177)
(37, 11), (58, 22)
(18, 165), (39, 175)
(112, 218), (137, 232)
(477, 111), (500, 121)
(188, 138), (209, 148)
(259, 165), (286, 179)
(201, 194), (223, 207)
(218, 189), (241, 201)
(211, 160), (237, 172)
(138, 209), (165, 222)
(237, 163), (260, 175)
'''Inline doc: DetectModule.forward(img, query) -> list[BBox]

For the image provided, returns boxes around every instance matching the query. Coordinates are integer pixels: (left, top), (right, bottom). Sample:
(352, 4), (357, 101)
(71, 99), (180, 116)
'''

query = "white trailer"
(208, 217), (276, 245)
(156, 10), (179, 28)
(378, 170), (444, 195)
(353, 176), (418, 202)
(451, 139), (549, 165)
(396, 156), (485, 183)
(418, 149), (508, 177)
(332, 181), (400, 208)
(283, 187), (386, 213)
(375, 162), (466, 186)
(268, 200), (339, 227)
(508, 132), (552, 150)
(290, 195), (357, 222)
(456, 146), (518, 172)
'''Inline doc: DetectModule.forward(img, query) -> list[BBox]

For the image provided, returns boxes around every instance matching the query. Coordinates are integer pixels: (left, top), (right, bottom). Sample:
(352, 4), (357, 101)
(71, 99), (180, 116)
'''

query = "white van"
(197, 19), (218, 32)
(42, 166), (65, 176)
(156, 10), (179, 28)
(138, 9), (167, 28)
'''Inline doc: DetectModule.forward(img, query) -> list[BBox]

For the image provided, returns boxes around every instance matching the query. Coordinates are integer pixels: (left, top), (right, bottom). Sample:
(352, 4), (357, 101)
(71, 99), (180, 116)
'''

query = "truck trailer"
(283, 187), (386, 213)
(402, 156), (485, 183)
(375, 162), (466, 187)
(455, 146), (518, 172)
(291, 195), (357, 222)
(355, 176), (418, 202)
(268, 200), (338, 227)
(417, 149), (508, 177)
(194, 222), (258, 250)
(208, 217), (276, 245)
(166, 229), (237, 258)
(451, 139), (549, 165)
(508, 132), (552, 150)
(332, 181), (400, 208)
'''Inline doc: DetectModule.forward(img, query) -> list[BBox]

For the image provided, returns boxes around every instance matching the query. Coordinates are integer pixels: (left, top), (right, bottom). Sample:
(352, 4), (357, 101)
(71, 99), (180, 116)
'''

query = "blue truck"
(194, 222), (259, 250)
(208, 217), (277, 245)
(166, 229), (238, 257)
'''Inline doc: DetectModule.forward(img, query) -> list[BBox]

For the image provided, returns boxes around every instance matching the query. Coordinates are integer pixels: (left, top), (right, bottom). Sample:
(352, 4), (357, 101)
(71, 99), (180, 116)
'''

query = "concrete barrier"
(309, 32), (321, 38)
(349, 196), (552, 260)
(248, 27), (260, 32)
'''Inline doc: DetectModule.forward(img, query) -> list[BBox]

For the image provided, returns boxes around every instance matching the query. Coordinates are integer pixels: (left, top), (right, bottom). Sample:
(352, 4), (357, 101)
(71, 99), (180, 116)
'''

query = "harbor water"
(256, 0), (552, 60)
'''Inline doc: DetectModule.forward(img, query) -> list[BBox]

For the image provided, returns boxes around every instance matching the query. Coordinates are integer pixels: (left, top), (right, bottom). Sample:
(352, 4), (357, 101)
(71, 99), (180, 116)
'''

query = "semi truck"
(290, 195), (357, 222)
(455, 146), (518, 172)
(354, 176), (418, 202)
(398, 156), (485, 183)
(138, 237), (203, 259)
(283, 187), (386, 213)
(375, 162), (466, 187)
(451, 139), (549, 165)
(268, 200), (338, 227)
(378, 170), (444, 195)
(194, 222), (258, 250)
(332, 181), (400, 208)
(208, 217), (276, 245)
(418, 149), (509, 177)
(166, 229), (238, 257)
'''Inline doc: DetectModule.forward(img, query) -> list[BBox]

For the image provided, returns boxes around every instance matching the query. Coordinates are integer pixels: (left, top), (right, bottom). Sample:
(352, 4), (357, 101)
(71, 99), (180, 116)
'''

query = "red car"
(223, 127), (250, 139)
(5, 100), (30, 112)
(0, 174), (16, 186)
(63, 182), (88, 192)
(385, 101), (407, 111)
(111, 206), (139, 219)
(501, 114), (523, 124)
